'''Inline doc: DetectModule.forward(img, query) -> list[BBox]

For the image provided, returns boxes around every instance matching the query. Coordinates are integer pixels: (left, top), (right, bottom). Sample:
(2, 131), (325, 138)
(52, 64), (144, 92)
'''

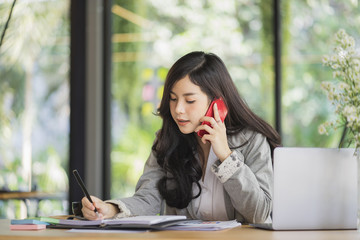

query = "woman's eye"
(187, 100), (195, 104)
(170, 98), (177, 101)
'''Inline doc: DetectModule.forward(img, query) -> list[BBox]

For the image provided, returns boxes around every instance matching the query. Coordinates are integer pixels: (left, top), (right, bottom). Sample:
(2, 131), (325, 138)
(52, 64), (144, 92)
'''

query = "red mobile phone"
(197, 97), (228, 138)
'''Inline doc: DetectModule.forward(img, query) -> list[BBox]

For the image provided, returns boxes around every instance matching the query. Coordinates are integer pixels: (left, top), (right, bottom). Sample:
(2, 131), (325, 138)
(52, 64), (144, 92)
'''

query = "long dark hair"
(153, 51), (281, 209)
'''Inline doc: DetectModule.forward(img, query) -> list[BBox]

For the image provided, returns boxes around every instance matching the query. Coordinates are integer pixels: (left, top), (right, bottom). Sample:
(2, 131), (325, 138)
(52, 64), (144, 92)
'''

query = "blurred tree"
(0, 0), (69, 191)
(0, 0), (70, 217)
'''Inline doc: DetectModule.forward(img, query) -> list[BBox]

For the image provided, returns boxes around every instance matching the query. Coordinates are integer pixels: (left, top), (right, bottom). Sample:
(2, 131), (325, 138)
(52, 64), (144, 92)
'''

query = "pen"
(72, 169), (99, 216)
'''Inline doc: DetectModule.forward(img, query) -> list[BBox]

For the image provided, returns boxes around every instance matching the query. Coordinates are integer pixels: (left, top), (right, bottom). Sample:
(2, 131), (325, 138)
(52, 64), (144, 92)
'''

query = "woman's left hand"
(195, 103), (232, 162)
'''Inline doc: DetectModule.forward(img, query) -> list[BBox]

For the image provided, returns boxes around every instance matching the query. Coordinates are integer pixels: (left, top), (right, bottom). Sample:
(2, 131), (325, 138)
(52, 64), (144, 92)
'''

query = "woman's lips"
(177, 119), (190, 126)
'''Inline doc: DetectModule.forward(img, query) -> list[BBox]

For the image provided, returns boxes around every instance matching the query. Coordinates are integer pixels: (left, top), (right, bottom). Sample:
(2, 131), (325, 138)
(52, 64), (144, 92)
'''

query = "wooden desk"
(0, 219), (359, 240)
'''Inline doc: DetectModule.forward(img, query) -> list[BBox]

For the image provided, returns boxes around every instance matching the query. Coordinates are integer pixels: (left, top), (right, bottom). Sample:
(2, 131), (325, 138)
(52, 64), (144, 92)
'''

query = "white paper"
(165, 220), (242, 231)
(102, 215), (186, 225)
(67, 229), (147, 233)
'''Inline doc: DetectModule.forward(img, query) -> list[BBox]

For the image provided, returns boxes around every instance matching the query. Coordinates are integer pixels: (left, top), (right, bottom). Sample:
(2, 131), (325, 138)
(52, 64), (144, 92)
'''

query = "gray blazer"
(108, 128), (273, 224)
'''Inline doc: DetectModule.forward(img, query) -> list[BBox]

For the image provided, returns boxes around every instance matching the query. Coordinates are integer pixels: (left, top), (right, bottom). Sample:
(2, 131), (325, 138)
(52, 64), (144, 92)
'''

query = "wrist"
(106, 203), (120, 218)
(219, 149), (232, 162)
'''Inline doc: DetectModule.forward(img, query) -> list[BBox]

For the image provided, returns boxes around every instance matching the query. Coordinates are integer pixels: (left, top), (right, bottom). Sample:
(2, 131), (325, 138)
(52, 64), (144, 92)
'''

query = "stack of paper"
(165, 220), (242, 231)
(10, 219), (49, 231)
(103, 215), (187, 225)
(10, 216), (242, 231)
(11, 215), (187, 230)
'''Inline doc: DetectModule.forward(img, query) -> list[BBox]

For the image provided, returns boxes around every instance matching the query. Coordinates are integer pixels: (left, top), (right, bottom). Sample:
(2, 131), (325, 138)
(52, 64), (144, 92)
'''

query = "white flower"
(331, 55), (338, 62)
(320, 29), (360, 150)
(322, 55), (330, 64)
(339, 59), (347, 67)
(338, 50), (347, 60)
(336, 29), (346, 38)
(343, 106), (358, 126)
(318, 124), (328, 135)
(352, 58), (360, 72)
(338, 82), (350, 90)
(327, 91), (335, 101)
(321, 81), (332, 91)
(343, 105), (357, 116)
(332, 71), (342, 78)
(347, 36), (355, 49)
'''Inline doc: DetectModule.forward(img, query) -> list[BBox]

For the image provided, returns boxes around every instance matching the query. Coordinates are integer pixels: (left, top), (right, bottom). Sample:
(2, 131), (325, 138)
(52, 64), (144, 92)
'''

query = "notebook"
(252, 147), (357, 230)
(15, 215), (187, 230)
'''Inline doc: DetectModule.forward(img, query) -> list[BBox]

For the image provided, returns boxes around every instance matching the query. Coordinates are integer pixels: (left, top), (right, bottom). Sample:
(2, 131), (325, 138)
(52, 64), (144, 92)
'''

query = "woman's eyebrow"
(183, 93), (197, 96)
(170, 91), (198, 96)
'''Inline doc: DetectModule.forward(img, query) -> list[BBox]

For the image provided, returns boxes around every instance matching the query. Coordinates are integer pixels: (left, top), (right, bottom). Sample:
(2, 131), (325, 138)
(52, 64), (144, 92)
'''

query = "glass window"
(110, 0), (273, 198)
(0, 0), (70, 218)
(283, 0), (360, 147)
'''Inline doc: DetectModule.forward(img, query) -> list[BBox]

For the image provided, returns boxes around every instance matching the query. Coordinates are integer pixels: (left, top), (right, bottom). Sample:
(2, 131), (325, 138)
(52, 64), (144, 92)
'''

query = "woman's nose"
(175, 101), (185, 114)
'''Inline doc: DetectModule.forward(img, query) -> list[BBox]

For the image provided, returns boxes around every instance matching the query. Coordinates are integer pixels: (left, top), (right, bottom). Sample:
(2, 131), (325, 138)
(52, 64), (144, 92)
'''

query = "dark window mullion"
(102, 0), (112, 200)
(69, 0), (87, 214)
(273, 0), (282, 138)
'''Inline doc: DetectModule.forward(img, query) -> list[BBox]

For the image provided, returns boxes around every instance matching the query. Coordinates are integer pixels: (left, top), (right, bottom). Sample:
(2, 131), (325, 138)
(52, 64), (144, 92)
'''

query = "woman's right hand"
(81, 196), (119, 220)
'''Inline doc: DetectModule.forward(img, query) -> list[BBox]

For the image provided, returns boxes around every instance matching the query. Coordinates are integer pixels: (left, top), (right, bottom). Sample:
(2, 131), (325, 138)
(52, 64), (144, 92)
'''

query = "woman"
(81, 51), (281, 223)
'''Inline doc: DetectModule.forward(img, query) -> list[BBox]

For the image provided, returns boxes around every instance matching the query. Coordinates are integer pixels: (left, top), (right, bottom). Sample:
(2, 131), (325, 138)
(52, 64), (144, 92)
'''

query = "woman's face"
(169, 75), (211, 135)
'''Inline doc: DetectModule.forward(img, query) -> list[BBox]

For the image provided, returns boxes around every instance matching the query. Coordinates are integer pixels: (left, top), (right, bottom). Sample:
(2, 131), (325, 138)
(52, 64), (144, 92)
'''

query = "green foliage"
(0, 0), (70, 218)
(111, 120), (160, 197)
(282, 0), (360, 148)
(0, 65), (25, 118)
(32, 147), (69, 193)
(112, 0), (145, 125)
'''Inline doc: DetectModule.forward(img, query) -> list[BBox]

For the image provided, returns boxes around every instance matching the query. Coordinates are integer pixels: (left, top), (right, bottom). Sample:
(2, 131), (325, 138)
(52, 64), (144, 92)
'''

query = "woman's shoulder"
(227, 128), (267, 148)
(228, 128), (271, 165)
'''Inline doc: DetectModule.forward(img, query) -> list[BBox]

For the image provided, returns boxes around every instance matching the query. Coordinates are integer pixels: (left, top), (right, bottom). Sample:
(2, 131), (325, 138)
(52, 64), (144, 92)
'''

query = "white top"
(191, 147), (229, 221)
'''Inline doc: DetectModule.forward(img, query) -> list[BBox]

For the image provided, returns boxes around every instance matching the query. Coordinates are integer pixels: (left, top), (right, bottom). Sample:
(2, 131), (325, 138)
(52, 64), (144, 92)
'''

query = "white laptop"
(252, 147), (357, 230)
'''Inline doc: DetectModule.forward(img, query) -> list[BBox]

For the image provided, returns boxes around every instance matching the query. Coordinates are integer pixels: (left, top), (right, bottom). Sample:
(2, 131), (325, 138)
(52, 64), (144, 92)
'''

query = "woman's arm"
(211, 130), (273, 223)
